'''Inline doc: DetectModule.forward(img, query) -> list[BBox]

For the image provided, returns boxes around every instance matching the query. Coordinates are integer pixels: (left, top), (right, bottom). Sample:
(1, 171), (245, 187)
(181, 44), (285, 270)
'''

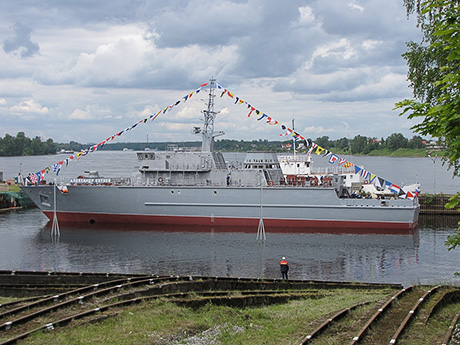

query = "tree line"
(214, 133), (429, 154)
(0, 132), (432, 156)
(0, 132), (56, 156)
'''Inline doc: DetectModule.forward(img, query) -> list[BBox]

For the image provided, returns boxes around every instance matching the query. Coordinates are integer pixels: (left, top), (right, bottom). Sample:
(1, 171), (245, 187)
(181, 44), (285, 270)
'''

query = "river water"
(0, 151), (459, 287)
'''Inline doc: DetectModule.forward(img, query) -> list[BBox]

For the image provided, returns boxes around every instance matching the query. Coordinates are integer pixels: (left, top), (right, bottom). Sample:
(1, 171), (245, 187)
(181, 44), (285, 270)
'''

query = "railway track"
(0, 271), (459, 344)
(297, 285), (460, 345)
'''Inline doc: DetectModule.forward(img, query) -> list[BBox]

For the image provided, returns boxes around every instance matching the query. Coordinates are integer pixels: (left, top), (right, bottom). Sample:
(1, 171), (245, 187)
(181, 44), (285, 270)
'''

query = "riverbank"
(0, 184), (34, 211)
(419, 194), (460, 215)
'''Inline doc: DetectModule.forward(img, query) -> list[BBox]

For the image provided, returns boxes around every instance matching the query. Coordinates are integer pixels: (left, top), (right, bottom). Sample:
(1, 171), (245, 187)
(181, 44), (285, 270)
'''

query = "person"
(279, 257), (289, 279)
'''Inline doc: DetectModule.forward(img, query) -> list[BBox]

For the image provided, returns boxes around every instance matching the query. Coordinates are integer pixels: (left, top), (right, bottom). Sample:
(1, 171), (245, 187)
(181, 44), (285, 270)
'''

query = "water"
(0, 208), (459, 287)
(0, 151), (460, 287)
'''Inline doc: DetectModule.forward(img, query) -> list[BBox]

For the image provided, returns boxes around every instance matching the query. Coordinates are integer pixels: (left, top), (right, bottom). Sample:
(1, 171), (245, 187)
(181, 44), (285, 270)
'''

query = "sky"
(0, 0), (423, 145)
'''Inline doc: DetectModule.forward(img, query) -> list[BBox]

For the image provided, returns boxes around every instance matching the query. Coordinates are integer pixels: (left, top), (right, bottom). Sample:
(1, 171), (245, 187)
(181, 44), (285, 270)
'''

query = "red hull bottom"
(43, 211), (417, 235)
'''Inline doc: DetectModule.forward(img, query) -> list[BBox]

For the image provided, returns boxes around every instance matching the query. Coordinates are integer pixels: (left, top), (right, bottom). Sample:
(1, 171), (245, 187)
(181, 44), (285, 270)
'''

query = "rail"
(300, 302), (370, 344)
(349, 286), (413, 345)
(441, 311), (460, 345)
(0, 274), (400, 345)
(387, 285), (440, 345)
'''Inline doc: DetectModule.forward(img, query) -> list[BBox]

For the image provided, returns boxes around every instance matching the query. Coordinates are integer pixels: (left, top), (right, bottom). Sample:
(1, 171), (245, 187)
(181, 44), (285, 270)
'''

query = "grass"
(398, 300), (460, 345)
(21, 289), (392, 345)
(326, 148), (427, 157)
(0, 296), (18, 304)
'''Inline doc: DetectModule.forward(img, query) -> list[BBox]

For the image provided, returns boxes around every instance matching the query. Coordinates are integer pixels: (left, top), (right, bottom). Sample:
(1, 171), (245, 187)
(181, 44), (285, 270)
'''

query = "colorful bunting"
(25, 83), (209, 185)
(315, 146), (325, 155)
(390, 184), (400, 195)
(329, 154), (339, 164)
(25, 80), (410, 199)
(217, 83), (409, 197)
(307, 143), (317, 156)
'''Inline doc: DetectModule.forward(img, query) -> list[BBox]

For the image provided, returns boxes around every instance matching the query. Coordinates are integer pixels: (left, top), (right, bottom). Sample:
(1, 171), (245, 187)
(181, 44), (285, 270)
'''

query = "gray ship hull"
(22, 184), (419, 232)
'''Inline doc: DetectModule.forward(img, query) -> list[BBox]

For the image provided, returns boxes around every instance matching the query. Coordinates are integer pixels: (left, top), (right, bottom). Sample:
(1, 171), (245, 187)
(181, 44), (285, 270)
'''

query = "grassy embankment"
(21, 288), (392, 345)
(331, 148), (427, 157)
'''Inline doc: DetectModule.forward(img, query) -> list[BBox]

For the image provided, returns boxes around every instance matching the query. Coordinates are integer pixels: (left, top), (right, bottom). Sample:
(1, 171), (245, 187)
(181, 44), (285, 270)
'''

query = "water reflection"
(1, 208), (459, 287)
(37, 218), (421, 284)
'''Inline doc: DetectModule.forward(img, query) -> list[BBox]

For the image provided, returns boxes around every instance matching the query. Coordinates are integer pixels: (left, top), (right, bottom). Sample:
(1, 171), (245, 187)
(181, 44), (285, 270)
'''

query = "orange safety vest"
(279, 260), (289, 266)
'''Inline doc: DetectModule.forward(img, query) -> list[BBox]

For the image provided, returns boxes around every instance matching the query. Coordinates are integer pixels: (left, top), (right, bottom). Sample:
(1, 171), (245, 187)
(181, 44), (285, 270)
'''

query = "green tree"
(1, 134), (18, 156)
(335, 137), (350, 151)
(408, 135), (426, 149)
(315, 136), (330, 149)
(385, 133), (409, 150)
(398, 0), (460, 253)
(350, 135), (368, 154)
(15, 132), (29, 155)
(44, 138), (56, 155)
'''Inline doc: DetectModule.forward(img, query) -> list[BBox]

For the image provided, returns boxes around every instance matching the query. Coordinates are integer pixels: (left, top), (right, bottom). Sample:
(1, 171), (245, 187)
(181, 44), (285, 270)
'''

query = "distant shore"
(0, 147), (432, 158)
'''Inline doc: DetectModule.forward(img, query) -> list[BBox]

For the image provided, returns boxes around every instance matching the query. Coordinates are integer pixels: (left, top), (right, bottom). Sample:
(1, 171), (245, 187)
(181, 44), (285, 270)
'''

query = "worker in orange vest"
(279, 257), (289, 279)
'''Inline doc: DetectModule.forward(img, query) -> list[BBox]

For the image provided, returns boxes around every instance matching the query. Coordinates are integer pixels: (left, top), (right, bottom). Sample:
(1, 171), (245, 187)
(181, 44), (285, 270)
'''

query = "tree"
(409, 135), (426, 149)
(315, 136), (330, 149)
(350, 135), (368, 154)
(335, 137), (350, 152)
(398, 0), (460, 253)
(0, 134), (18, 156)
(385, 133), (409, 150)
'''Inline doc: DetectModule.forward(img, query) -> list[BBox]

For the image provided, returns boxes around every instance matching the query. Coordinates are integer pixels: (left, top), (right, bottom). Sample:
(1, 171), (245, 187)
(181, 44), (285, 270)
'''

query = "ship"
(278, 152), (365, 191)
(21, 79), (419, 232)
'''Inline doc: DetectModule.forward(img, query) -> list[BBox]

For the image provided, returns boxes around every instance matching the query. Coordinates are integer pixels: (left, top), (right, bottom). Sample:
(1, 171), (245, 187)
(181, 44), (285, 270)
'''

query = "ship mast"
(292, 118), (297, 175)
(201, 78), (224, 152)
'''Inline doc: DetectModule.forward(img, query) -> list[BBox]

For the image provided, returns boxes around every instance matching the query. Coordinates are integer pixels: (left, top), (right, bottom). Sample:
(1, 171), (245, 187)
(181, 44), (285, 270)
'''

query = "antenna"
(200, 78), (224, 152)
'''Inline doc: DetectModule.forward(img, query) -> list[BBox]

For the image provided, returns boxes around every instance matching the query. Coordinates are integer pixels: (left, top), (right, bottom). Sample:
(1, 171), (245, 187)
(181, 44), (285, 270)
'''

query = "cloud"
(35, 28), (238, 90)
(10, 99), (48, 115)
(68, 104), (112, 120)
(303, 125), (329, 136)
(69, 108), (90, 120)
(0, 0), (423, 143)
(3, 22), (39, 58)
(298, 6), (316, 24)
(0, 98), (6, 106)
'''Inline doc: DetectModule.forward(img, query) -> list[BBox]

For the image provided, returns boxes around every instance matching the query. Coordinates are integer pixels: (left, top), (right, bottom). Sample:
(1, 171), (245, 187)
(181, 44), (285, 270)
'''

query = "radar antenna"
(201, 78), (224, 152)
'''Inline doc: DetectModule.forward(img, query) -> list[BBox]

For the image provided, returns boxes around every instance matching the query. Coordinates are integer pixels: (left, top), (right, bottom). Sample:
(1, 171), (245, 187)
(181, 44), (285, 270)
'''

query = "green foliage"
(0, 132), (56, 156)
(24, 289), (391, 345)
(386, 133), (408, 150)
(445, 194), (460, 252)
(399, 0), (460, 253)
(315, 135), (330, 149)
(0, 132), (428, 157)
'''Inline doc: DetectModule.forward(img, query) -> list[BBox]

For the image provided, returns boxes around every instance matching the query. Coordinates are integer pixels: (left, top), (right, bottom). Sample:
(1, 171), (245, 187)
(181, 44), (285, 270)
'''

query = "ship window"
(171, 190), (174, 194)
(213, 190), (218, 194)
(39, 194), (50, 206)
